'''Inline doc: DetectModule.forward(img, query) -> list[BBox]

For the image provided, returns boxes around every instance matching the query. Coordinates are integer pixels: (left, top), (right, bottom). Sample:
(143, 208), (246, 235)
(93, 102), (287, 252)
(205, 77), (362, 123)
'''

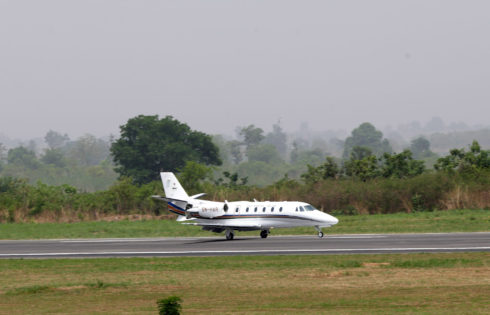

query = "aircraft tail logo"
(160, 172), (189, 201)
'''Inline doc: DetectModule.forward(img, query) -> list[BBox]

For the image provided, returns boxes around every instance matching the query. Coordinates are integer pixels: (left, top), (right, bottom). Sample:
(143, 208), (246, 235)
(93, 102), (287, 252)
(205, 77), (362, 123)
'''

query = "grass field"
(0, 253), (488, 314)
(0, 209), (488, 239)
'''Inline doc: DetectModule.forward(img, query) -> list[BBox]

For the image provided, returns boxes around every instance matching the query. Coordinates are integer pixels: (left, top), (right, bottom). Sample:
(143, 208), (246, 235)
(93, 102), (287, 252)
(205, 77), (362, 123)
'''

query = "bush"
(157, 296), (182, 315)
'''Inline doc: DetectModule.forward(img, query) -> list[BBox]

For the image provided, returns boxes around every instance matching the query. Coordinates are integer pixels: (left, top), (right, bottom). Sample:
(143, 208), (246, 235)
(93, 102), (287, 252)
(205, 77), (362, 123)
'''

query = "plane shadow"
(184, 238), (253, 244)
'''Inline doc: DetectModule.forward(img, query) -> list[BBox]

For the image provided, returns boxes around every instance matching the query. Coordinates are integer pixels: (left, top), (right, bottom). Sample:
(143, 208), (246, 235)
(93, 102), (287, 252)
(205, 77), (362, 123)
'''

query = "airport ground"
(0, 253), (489, 314)
(0, 209), (488, 314)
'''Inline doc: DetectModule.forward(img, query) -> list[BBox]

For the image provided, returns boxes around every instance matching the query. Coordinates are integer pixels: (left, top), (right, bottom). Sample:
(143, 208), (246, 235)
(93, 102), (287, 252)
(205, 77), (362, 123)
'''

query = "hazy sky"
(1, 1), (490, 140)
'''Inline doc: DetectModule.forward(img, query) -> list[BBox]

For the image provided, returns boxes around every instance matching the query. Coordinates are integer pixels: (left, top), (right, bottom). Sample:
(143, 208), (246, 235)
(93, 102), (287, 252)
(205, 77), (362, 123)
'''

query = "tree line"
(1, 114), (490, 222)
(0, 132), (117, 191)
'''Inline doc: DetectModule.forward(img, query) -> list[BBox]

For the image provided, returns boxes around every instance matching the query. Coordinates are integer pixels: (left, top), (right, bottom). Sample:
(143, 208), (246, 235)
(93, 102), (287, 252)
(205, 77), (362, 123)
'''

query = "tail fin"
(160, 172), (189, 201)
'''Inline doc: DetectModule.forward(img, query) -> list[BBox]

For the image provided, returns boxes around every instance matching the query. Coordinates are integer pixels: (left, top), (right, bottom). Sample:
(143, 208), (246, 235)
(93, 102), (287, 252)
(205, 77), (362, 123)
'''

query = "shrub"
(157, 296), (182, 315)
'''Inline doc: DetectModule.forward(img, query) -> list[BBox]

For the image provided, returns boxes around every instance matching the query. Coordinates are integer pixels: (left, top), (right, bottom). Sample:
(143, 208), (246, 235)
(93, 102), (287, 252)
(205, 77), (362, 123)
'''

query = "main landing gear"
(225, 230), (234, 240)
(260, 230), (269, 239)
(315, 226), (324, 238)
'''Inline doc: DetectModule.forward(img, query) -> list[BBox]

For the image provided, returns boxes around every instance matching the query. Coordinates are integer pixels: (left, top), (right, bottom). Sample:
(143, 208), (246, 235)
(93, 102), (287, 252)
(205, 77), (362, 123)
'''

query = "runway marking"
(1, 247), (489, 257)
(58, 235), (386, 243)
(60, 239), (196, 243)
(326, 235), (386, 239)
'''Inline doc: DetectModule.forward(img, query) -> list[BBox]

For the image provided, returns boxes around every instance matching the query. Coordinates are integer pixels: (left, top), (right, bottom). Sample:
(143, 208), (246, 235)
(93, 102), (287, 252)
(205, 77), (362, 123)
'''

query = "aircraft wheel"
(226, 231), (234, 240)
(260, 230), (268, 239)
(318, 231), (324, 238)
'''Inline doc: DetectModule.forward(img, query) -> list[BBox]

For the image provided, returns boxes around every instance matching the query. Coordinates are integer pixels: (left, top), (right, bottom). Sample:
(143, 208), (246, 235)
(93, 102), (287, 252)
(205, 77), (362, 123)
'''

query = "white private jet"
(152, 172), (339, 240)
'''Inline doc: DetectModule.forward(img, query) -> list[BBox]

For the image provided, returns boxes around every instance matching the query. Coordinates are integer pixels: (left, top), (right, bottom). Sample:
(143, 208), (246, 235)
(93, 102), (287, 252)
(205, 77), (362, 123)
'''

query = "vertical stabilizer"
(160, 172), (189, 201)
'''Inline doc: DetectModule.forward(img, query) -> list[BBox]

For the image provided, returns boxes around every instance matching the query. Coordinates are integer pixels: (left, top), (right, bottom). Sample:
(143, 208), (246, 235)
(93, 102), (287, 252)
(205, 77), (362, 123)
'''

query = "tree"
(264, 123), (287, 158)
(227, 140), (243, 164)
(343, 148), (380, 181)
(177, 161), (212, 194)
(67, 134), (111, 166)
(44, 130), (70, 149)
(111, 115), (221, 184)
(246, 144), (283, 164)
(157, 296), (182, 315)
(7, 146), (40, 169)
(350, 146), (373, 161)
(0, 143), (6, 171)
(238, 125), (264, 148)
(434, 140), (490, 174)
(301, 157), (340, 184)
(344, 155), (380, 182)
(343, 122), (392, 159)
(381, 150), (425, 179)
(0, 142), (6, 161)
(216, 171), (248, 188)
(410, 137), (434, 160)
(41, 148), (66, 167)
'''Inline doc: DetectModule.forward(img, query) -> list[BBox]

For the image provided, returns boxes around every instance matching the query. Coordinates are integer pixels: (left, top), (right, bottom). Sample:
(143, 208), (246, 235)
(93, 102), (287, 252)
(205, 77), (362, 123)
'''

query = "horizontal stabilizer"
(190, 193), (206, 199)
(151, 195), (187, 204)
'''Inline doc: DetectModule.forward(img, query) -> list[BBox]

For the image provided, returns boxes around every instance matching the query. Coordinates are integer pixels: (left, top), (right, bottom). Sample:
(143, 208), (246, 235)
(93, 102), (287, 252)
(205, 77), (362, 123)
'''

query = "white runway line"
(1, 246), (489, 257)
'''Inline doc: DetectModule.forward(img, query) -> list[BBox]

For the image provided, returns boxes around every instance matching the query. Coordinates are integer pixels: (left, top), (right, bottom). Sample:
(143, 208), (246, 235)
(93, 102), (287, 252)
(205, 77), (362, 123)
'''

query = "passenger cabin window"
(235, 207), (239, 213)
(254, 207), (258, 212)
(279, 207), (283, 212)
(246, 207), (249, 212)
(262, 207), (266, 212)
(271, 207), (274, 212)
(295, 207), (298, 212)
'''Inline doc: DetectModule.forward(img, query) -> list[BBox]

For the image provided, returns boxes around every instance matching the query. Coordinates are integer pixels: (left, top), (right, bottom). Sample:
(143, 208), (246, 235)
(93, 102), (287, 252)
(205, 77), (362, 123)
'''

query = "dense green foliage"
(0, 133), (117, 191)
(0, 176), (166, 223)
(342, 122), (392, 158)
(1, 119), (489, 223)
(110, 115), (221, 184)
(1, 166), (489, 223)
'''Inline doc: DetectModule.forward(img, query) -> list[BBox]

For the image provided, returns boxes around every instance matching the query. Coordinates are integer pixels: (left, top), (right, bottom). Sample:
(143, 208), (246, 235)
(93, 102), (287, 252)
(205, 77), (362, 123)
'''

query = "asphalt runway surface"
(0, 232), (489, 258)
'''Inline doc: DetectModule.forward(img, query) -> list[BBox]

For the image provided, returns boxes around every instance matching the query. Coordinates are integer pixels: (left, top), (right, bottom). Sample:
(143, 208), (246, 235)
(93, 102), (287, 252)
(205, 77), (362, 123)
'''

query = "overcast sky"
(1, 1), (489, 140)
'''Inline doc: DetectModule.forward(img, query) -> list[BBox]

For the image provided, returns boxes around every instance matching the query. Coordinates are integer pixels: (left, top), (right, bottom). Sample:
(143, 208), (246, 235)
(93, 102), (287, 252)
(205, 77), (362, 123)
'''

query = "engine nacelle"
(197, 206), (222, 218)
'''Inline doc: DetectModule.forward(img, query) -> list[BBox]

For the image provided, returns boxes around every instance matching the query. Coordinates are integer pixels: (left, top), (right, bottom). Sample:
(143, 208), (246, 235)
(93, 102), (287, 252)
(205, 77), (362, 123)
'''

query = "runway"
(0, 232), (489, 258)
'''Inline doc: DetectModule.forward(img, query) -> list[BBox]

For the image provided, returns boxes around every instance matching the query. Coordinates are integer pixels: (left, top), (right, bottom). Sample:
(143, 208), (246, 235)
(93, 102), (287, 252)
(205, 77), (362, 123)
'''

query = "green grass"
(0, 253), (489, 314)
(0, 209), (488, 239)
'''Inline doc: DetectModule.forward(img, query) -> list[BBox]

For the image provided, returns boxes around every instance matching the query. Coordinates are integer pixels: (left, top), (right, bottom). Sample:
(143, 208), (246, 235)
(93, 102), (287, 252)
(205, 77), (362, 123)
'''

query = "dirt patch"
(362, 262), (391, 267)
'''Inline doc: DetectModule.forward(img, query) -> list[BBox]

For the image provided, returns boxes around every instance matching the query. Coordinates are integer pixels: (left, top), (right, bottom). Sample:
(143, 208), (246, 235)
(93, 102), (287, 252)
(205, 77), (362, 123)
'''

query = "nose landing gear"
(315, 226), (324, 238)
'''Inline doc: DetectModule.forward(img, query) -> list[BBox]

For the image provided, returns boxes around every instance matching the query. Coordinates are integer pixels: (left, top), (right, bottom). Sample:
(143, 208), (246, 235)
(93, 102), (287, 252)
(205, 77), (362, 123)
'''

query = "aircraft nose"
(326, 214), (339, 225)
(318, 212), (338, 226)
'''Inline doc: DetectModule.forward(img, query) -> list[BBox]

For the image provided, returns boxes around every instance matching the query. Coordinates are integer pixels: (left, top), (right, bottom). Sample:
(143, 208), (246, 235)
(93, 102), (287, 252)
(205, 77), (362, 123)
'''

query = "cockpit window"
(304, 205), (316, 211)
(299, 206), (305, 212)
